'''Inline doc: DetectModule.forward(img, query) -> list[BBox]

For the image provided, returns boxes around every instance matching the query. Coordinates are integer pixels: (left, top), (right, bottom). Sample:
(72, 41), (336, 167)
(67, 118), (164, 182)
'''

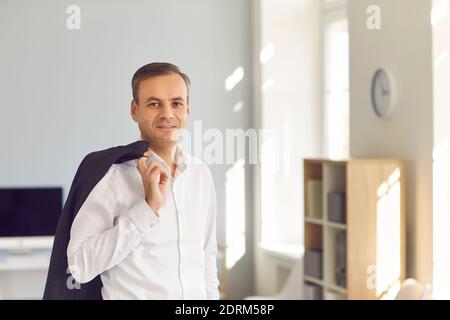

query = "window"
(322, 1), (349, 160)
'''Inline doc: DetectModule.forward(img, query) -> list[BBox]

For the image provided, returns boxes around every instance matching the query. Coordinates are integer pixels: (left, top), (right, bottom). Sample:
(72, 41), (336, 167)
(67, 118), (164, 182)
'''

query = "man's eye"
(173, 102), (183, 108)
(148, 103), (159, 108)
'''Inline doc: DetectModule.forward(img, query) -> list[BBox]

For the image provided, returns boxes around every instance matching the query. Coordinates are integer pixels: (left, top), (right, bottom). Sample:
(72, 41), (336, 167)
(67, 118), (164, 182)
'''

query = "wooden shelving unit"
(303, 158), (406, 300)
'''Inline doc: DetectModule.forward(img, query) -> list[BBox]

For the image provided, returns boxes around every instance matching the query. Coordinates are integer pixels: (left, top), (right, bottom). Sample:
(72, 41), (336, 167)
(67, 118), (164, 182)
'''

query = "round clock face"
(371, 68), (395, 118)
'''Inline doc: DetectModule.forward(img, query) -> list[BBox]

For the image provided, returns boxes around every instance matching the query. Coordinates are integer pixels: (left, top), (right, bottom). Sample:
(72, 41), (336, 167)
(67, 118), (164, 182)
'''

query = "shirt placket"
(171, 172), (184, 299)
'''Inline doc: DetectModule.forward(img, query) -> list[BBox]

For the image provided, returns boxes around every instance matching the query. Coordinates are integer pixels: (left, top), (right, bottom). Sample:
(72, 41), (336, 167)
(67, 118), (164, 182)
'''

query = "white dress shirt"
(67, 145), (220, 300)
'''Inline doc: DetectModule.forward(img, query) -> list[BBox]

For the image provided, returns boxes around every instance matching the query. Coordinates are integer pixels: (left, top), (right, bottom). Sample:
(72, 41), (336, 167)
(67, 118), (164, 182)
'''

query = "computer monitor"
(0, 187), (62, 251)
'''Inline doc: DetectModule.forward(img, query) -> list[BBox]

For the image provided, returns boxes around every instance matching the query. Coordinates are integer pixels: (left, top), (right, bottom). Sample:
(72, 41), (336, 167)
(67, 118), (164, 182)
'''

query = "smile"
(156, 125), (177, 130)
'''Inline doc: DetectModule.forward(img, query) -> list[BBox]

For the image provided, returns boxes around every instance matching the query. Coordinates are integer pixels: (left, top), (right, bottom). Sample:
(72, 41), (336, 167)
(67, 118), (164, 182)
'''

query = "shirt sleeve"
(204, 169), (221, 300)
(67, 165), (160, 284)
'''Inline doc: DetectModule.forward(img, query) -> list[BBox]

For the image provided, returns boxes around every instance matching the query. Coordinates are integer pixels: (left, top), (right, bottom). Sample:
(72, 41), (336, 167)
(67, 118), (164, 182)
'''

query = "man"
(66, 62), (220, 299)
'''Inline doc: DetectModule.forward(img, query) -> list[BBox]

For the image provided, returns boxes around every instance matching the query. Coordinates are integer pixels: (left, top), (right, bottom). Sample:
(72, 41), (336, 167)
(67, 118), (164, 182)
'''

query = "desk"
(0, 249), (51, 299)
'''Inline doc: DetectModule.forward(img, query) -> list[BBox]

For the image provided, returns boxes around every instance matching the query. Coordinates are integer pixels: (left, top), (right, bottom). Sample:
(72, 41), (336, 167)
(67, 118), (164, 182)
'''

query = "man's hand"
(137, 151), (169, 215)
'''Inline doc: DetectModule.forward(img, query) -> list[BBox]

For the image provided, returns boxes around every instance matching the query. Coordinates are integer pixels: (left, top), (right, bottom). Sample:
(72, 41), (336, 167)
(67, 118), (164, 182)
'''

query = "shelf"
(304, 276), (346, 295)
(304, 159), (348, 300)
(303, 158), (406, 299)
(304, 274), (347, 296)
(304, 275), (324, 287)
(326, 221), (347, 230)
(305, 217), (346, 230)
(304, 217), (324, 225)
(326, 284), (347, 295)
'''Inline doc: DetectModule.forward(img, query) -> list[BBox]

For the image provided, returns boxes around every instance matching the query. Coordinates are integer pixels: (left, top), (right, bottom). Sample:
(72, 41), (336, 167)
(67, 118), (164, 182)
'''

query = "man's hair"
(131, 62), (191, 103)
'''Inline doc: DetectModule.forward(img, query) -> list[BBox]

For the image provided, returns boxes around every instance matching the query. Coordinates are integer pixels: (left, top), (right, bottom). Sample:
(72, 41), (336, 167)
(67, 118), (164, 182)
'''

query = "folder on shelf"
(305, 249), (323, 280)
(307, 180), (323, 219)
(327, 192), (346, 223)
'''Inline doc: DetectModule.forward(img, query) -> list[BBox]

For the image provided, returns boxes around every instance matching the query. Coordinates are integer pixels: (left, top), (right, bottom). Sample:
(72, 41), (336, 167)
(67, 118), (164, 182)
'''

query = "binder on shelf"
(307, 180), (323, 219)
(335, 230), (346, 287)
(327, 191), (346, 224)
(305, 249), (323, 280)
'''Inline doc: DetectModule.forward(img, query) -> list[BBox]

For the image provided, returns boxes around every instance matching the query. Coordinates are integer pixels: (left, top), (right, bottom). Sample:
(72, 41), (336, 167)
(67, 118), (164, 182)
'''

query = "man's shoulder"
(186, 154), (209, 171)
(107, 160), (137, 180)
(76, 145), (140, 188)
(82, 145), (121, 161)
(80, 140), (148, 168)
(186, 154), (204, 165)
(185, 154), (213, 182)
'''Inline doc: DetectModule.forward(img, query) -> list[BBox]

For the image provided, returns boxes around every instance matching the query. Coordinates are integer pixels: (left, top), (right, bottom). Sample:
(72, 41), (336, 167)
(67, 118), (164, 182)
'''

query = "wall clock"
(371, 68), (397, 118)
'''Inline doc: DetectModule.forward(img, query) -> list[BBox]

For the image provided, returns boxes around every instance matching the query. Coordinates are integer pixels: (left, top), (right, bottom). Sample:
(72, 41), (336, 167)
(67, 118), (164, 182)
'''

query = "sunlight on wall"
(261, 78), (274, 92)
(433, 139), (450, 299)
(432, 0), (450, 299)
(376, 169), (402, 298)
(260, 131), (280, 245)
(225, 159), (246, 270)
(259, 43), (275, 64)
(232, 101), (244, 113)
(225, 66), (244, 91)
(431, 0), (448, 26)
(434, 50), (448, 68)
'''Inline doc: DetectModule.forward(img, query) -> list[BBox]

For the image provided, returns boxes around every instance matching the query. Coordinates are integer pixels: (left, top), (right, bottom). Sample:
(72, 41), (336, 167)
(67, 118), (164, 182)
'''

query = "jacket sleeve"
(66, 165), (160, 284)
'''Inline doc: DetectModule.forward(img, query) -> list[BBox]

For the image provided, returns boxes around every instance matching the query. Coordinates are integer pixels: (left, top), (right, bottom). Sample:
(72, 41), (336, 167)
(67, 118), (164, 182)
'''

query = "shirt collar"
(144, 144), (188, 176)
(172, 144), (188, 173)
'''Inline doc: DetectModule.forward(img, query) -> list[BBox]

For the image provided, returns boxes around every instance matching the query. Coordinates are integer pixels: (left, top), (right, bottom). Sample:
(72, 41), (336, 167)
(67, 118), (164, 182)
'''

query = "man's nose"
(159, 103), (175, 119)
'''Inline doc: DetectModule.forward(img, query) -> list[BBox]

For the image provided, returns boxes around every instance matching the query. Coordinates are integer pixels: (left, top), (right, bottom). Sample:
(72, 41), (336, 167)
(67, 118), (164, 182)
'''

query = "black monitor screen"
(0, 188), (62, 237)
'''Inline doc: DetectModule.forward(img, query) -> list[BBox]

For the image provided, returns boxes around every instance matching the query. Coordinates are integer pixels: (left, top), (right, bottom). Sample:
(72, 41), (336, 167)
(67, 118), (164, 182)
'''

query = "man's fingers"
(145, 161), (159, 175)
(137, 157), (147, 174)
(137, 157), (169, 190)
(141, 165), (161, 190)
(137, 150), (155, 171)
(149, 165), (162, 180)
(159, 172), (169, 185)
(142, 165), (160, 184)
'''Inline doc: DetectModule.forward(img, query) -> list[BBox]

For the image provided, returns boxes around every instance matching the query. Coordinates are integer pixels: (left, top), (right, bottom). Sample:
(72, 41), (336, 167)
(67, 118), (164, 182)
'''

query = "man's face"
(131, 73), (190, 146)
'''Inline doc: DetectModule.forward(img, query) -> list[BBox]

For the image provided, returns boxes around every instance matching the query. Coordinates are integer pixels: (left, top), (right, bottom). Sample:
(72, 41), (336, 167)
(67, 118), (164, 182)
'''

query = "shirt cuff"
(126, 199), (160, 235)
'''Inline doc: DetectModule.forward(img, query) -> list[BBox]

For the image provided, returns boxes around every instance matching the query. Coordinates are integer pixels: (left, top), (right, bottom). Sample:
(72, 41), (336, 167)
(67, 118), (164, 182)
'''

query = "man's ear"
(131, 100), (138, 122)
(187, 103), (190, 115)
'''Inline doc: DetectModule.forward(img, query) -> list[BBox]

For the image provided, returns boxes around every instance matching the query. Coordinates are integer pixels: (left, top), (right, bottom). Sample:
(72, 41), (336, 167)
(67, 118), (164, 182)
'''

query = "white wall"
(253, 0), (323, 296)
(0, 0), (254, 299)
(348, 0), (433, 283)
(432, 0), (450, 299)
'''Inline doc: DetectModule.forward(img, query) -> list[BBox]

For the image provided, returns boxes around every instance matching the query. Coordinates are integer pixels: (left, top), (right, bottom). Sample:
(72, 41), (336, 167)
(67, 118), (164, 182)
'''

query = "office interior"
(0, 0), (449, 300)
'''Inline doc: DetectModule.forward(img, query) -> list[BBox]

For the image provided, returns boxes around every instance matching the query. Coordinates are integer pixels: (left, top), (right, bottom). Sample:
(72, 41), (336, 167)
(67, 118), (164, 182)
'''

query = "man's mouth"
(156, 125), (177, 130)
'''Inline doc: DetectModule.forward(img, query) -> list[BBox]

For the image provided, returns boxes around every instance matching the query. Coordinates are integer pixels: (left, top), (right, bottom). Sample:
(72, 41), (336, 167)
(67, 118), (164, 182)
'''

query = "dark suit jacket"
(43, 140), (149, 300)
